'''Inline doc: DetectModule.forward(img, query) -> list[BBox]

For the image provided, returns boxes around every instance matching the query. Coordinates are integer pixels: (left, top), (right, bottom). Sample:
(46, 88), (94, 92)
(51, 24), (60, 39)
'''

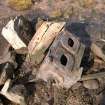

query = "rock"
(83, 79), (99, 89)
(7, 0), (32, 11)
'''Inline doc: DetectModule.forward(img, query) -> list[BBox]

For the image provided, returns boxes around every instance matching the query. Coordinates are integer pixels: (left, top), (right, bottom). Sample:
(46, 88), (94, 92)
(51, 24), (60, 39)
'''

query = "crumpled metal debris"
(0, 79), (26, 105)
(2, 14), (105, 105)
(36, 30), (85, 88)
(1, 16), (85, 89)
(1, 16), (34, 54)
(27, 21), (65, 65)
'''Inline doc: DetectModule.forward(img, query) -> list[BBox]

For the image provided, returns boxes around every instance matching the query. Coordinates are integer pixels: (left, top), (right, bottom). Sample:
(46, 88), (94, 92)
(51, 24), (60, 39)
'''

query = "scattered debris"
(2, 16), (35, 54)
(36, 30), (85, 88)
(1, 13), (105, 105)
(27, 21), (65, 65)
(2, 19), (27, 53)
(0, 79), (26, 105)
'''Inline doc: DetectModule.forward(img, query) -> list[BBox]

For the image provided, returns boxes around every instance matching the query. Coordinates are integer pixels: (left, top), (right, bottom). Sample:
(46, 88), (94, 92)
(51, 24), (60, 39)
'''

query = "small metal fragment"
(80, 71), (105, 81)
(1, 16), (34, 54)
(0, 79), (26, 105)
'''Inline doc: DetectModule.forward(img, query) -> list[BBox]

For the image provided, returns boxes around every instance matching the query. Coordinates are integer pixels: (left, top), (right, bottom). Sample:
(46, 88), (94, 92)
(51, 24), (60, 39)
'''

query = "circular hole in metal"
(68, 38), (74, 47)
(60, 54), (67, 66)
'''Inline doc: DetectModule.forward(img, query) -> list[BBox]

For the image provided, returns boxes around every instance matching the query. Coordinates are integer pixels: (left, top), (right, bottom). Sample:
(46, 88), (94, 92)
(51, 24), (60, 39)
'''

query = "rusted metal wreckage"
(36, 30), (85, 88)
(1, 18), (85, 89)
(1, 16), (105, 104)
(27, 21), (85, 88)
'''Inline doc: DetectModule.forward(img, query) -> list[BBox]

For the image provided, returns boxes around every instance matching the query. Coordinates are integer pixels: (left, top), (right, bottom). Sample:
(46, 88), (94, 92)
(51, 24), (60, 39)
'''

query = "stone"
(83, 79), (99, 89)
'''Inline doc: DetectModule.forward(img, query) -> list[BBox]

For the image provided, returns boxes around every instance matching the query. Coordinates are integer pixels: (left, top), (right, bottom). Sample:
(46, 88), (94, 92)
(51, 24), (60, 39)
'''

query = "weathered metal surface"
(27, 21), (65, 65)
(2, 19), (27, 50)
(1, 16), (35, 54)
(49, 30), (85, 70)
(0, 79), (26, 105)
(36, 30), (85, 88)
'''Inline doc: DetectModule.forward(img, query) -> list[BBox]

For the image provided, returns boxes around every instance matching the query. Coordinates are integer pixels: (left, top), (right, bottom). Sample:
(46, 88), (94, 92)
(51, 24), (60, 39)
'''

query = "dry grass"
(7, 0), (32, 11)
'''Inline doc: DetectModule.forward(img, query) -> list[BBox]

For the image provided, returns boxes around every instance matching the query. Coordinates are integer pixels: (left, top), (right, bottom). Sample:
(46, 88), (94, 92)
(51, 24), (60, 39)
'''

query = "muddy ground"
(1, 0), (105, 105)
